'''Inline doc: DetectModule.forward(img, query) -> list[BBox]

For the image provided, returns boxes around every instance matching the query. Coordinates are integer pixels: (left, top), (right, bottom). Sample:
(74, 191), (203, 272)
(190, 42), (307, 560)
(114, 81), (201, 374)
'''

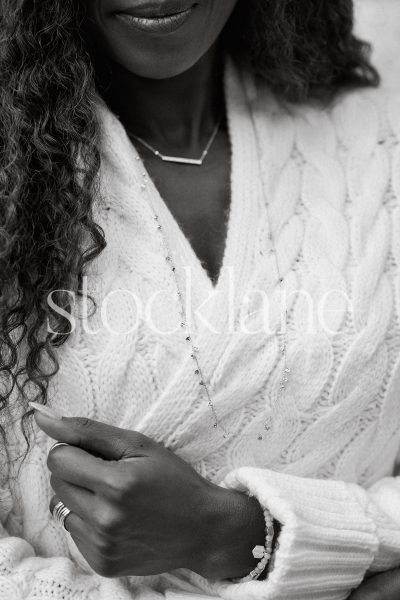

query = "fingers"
(49, 495), (91, 541)
(47, 444), (110, 492)
(50, 476), (95, 523)
(49, 493), (125, 578)
(70, 535), (117, 578)
(34, 411), (154, 460)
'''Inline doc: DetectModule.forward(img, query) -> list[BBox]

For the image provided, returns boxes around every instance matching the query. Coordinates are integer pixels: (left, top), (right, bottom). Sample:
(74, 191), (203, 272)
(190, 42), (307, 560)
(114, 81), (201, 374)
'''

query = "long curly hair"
(0, 0), (379, 457)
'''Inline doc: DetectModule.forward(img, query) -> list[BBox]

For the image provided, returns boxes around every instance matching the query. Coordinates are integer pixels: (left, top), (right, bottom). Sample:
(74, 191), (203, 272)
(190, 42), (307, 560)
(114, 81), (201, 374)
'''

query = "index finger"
(47, 444), (111, 493)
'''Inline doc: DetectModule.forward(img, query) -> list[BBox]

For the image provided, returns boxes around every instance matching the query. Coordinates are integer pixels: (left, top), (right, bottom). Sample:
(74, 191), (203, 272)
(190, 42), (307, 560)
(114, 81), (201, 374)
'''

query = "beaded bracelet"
(231, 505), (275, 583)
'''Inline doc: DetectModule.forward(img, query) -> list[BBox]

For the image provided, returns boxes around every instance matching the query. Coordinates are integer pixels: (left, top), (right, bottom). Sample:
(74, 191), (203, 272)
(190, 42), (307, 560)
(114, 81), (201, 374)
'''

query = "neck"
(102, 45), (225, 151)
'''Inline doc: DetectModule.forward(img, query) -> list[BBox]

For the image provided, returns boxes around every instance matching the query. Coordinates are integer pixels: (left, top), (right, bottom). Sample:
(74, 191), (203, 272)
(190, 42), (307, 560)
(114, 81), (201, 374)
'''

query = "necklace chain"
(130, 117), (222, 166)
(246, 95), (290, 439)
(154, 213), (229, 438)
(133, 99), (290, 441)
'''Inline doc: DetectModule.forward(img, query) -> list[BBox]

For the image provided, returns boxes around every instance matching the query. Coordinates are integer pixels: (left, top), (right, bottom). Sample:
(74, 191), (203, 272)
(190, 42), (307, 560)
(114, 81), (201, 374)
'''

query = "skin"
(36, 412), (265, 579)
(36, 0), (400, 591)
(36, 411), (400, 592)
(85, 0), (240, 80)
(85, 0), (236, 283)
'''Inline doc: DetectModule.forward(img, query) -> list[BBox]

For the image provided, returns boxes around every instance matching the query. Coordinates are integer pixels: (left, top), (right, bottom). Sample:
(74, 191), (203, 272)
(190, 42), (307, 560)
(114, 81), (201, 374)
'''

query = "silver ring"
(52, 500), (72, 532)
(50, 442), (71, 453)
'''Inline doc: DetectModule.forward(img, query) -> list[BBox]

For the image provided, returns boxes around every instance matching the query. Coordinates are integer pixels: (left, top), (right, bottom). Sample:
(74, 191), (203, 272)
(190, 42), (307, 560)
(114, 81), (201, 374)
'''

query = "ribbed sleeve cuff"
(365, 477), (400, 572)
(190, 467), (379, 600)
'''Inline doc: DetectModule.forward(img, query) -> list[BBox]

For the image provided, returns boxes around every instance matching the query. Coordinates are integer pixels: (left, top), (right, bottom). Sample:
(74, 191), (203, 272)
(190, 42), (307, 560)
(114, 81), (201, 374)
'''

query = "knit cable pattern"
(1, 64), (400, 599)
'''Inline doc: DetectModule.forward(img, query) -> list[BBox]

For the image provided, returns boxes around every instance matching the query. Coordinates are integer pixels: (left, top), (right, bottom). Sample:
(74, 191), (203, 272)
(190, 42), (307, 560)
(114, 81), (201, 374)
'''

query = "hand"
(348, 568), (400, 599)
(34, 411), (265, 580)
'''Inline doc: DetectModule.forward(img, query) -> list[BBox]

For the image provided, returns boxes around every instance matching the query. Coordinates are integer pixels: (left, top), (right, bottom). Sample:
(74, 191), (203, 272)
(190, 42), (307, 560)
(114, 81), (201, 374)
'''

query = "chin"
(98, 13), (212, 79)
(85, 0), (238, 81)
(112, 45), (211, 80)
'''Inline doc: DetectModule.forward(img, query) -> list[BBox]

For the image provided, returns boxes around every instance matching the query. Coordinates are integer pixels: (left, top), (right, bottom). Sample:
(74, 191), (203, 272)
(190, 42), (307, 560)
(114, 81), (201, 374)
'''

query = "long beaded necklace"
(246, 98), (291, 439)
(132, 100), (290, 441)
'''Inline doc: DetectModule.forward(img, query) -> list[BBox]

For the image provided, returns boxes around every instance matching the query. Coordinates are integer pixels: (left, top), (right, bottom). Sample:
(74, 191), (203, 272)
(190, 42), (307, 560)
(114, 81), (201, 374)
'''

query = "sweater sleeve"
(0, 416), (98, 599)
(186, 467), (400, 600)
(0, 431), (160, 600)
(0, 508), (130, 600)
(0, 515), (166, 600)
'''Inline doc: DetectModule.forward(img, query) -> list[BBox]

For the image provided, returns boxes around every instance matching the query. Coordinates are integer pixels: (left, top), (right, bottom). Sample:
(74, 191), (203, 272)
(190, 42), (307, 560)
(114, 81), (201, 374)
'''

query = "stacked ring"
(52, 500), (72, 531)
(50, 442), (71, 452)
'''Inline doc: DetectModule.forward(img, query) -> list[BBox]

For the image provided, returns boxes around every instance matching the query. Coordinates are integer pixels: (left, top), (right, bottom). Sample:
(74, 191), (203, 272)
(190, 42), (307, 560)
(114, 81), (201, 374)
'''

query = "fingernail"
(28, 402), (63, 421)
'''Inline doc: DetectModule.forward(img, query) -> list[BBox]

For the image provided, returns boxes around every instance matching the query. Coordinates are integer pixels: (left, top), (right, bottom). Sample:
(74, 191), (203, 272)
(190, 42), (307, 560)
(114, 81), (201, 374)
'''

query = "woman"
(1, 0), (400, 598)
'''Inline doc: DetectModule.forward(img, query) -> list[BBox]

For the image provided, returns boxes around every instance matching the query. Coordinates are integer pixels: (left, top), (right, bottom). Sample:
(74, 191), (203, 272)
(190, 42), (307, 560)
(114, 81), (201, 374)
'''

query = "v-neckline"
(135, 68), (233, 295)
(95, 58), (281, 450)
(137, 137), (230, 293)
(96, 56), (263, 330)
(128, 58), (261, 307)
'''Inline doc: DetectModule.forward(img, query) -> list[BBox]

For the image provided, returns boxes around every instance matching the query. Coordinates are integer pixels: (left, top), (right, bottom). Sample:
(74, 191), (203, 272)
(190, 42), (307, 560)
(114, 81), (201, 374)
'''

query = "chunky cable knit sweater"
(2, 57), (400, 600)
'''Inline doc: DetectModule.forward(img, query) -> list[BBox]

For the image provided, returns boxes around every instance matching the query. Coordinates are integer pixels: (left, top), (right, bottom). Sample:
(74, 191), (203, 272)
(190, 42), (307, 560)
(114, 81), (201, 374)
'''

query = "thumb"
(29, 402), (153, 460)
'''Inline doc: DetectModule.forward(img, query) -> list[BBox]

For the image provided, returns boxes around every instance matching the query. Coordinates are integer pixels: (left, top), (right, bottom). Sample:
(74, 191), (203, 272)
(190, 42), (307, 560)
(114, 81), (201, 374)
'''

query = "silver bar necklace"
(129, 117), (222, 166)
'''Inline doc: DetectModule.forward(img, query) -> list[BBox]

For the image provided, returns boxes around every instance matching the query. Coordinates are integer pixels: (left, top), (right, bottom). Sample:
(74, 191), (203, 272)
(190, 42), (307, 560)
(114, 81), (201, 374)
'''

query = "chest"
(138, 129), (231, 284)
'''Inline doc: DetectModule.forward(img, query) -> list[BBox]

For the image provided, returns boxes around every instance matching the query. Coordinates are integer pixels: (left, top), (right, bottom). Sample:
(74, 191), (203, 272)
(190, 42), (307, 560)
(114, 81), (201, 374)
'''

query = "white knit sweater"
(2, 57), (400, 600)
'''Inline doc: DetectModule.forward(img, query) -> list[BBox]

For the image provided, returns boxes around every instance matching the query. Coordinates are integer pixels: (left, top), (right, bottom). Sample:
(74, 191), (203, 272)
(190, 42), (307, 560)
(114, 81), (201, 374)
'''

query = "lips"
(112, 0), (198, 18)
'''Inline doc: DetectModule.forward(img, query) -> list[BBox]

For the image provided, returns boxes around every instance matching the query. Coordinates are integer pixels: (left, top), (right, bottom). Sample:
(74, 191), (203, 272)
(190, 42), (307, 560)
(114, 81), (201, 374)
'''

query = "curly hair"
(0, 0), (379, 459)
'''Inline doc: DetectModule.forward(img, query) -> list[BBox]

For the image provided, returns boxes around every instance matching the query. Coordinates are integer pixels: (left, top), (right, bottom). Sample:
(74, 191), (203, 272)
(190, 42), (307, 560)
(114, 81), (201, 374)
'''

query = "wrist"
(195, 484), (266, 580)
